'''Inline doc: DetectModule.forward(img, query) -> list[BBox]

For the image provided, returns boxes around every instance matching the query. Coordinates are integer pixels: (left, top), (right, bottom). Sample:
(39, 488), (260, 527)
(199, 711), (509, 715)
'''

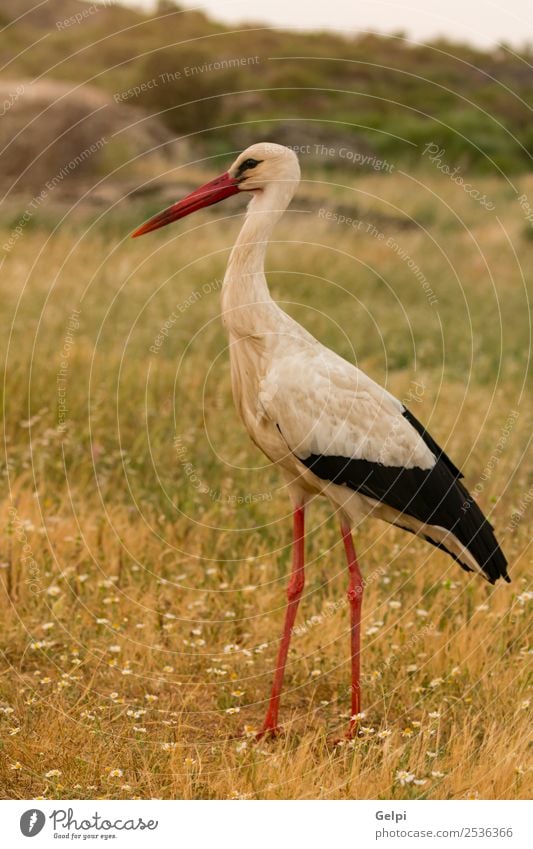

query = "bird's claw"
(344, 720), (359, 740)
(327, 720), (360, 747)
(255, 724), (282, 741)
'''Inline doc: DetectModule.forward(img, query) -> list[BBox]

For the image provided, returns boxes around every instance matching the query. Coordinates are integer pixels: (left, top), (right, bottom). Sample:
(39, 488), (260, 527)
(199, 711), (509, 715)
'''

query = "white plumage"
(259, 351), (435, 469)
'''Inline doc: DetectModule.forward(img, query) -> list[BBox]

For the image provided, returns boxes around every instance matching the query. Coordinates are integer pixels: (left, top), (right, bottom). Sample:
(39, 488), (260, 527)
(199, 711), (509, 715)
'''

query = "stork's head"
(228, 142), (301, 192)
(132, 142), (300, 237)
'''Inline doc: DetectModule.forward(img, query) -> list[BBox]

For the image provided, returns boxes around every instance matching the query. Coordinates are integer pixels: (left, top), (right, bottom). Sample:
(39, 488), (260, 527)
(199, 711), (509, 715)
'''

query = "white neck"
(221, 181), (297, 335)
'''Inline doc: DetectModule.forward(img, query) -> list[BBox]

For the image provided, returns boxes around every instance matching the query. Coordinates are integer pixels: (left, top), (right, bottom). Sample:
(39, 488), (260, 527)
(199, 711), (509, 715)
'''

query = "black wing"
(298, 410), (509, 584)
(402, 406), (463, 479)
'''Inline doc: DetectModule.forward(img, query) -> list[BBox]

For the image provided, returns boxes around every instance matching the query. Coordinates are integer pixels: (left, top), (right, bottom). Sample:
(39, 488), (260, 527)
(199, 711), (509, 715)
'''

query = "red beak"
(131, 172), (240, 238)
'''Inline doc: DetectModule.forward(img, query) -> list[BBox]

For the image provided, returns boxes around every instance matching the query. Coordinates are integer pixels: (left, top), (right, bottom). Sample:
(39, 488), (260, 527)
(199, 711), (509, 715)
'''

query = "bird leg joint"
(287, 573), (305, 602)
(347, 584), (363, 604)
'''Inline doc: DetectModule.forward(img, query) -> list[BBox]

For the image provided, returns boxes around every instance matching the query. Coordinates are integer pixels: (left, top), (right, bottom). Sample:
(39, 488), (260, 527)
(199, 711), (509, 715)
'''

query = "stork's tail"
(442, 480), (510, 584)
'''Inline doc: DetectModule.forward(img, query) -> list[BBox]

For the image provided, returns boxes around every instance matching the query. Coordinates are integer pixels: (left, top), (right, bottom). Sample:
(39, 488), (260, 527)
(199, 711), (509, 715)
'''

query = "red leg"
(341, 522), (364, 737)
(258, 505), (305, 738)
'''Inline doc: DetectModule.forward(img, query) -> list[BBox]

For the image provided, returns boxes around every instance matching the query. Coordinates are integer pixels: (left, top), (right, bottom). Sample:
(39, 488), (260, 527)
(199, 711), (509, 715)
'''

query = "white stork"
(132, 143), (509, 739)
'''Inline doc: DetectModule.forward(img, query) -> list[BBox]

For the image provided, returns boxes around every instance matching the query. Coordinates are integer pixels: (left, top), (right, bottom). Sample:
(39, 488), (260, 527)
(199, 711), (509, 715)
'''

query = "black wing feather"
(402, 406), (463, 479)
(298, 444), (509, 584)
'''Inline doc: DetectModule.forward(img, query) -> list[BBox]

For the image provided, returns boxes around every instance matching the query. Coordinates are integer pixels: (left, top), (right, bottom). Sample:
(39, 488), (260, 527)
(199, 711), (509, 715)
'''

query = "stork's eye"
(237, 158), (262, 176)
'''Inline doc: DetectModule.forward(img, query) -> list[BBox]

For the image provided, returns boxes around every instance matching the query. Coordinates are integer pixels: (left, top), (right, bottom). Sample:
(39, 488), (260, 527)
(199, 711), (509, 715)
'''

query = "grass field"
(0, 165), (531, 799)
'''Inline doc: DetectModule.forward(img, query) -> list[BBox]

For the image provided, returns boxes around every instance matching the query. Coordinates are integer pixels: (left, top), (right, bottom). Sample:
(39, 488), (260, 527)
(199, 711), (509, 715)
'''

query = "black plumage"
(297, 407), (509, 584)
(401, 406), (463, 479)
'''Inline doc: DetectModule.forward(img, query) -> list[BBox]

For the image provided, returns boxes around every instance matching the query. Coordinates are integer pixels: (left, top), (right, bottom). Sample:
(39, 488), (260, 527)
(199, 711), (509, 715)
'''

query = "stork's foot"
(344, 715), (362, 740)
(328, 731), (355, 747)
(255, 723), (283, 741)
(328, 716), (362, 747)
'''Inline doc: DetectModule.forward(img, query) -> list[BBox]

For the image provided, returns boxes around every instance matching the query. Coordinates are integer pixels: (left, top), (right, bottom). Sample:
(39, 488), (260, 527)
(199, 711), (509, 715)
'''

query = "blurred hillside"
(0, 78), (180, 199)
(1, 0), (532, 197)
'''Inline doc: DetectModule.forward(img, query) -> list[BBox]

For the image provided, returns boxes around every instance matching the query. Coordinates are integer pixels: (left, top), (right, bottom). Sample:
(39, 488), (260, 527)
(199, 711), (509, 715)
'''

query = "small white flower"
(108, 768), (123, 778)
(395, 770), (415, 786)
(517, 591), (533, 605)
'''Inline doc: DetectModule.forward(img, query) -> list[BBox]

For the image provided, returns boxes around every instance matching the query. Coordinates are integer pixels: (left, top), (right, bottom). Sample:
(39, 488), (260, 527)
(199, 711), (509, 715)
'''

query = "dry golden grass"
(0, 168), (531, 799)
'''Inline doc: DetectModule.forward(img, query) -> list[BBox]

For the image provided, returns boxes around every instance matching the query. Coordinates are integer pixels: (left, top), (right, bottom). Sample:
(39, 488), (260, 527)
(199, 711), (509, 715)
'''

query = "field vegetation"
(0, 160), (531, 798)
(0, 0), (531, 801)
